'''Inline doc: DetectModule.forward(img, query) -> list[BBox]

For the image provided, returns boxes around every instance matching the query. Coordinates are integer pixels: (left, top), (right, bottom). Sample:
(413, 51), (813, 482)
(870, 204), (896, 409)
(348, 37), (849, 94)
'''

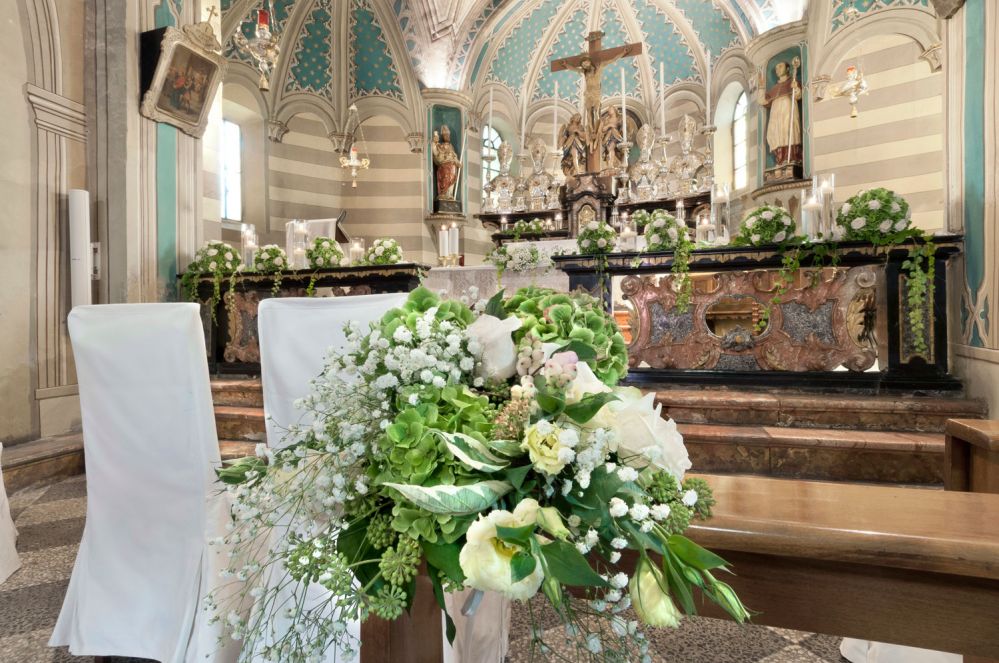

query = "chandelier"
(828, 7), (870, 118)
(233, 1), (281, 91)
(339, 105), (371, 188)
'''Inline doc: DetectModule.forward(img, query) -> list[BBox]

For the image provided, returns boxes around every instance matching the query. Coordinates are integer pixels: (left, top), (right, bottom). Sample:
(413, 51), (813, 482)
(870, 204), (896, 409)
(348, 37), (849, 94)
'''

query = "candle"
(438, 227), (448, 258)
(449, 223), (460, 257)
(659, 62), (666, 137)
(620, 69), (627, 144)
(350, 240), (364, 264)
(705, 50), (712, 125)
(552, 82), (559, 152)
(819, 173), (835, 195)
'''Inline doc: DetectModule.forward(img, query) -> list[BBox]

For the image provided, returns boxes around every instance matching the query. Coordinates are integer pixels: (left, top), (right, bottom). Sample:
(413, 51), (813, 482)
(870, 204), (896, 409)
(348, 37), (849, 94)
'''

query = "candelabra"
(233, 3), (281, 91)
(492, 143), (516, 214)
(527, 139), (551, 212)
(654, 135), (672, 200)
(481, 153), (496, 213)
(615, 142), (633, 205)
(699, 124), (716, 192)
(513, 152), (530, 212)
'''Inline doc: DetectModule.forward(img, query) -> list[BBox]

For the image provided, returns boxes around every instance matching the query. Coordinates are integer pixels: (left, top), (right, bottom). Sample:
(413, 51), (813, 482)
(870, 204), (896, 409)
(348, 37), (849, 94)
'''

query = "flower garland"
(644, 211), (694, 312)
(253, 244), (287, 295)
(364, 238), (404, 265)
(179, 240), (241, 322)
(577, 220), (617, 255)
(212, 287), (748, 661)
(734, 205), (796, 246)
(306, 236), (345, 269)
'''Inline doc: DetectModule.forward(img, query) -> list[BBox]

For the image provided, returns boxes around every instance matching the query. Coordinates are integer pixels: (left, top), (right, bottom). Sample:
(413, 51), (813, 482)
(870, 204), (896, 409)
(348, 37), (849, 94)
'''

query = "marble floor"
(0, 476), (846, 662)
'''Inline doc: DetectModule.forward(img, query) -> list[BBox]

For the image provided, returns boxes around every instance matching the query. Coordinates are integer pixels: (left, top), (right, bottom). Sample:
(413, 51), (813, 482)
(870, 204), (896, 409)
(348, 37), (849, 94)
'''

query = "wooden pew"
(945, 418), (999, 493)
(687, 474), (999, 662)
(360, 474), (999, 662)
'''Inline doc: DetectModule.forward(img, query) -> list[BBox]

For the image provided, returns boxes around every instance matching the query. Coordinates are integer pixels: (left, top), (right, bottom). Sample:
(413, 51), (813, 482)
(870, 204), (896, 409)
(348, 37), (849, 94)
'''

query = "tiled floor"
(1, 476), (845, 662)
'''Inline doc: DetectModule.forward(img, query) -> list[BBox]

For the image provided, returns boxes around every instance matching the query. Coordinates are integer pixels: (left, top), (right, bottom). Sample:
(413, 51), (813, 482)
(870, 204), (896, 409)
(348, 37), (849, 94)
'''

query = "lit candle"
(659, 62), (666, 137)
(620, 69), (627, 144)
(820, 173), (835, 195)
(438, 227), (448, 258)
(705, 50), (712, 126)
(552, 81), (559, 153)
(350, 240), (364, 264)
(449, 223), (460, 257)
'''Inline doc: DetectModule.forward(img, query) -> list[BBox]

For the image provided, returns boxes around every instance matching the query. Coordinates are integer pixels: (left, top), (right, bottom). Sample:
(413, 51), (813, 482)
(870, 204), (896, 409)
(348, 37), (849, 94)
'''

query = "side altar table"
(190, 264), (428, 374)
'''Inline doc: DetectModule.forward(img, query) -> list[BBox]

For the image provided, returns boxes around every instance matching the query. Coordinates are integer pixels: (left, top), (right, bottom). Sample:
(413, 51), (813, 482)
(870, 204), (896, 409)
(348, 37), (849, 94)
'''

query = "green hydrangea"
(503, 287), (628, 385)
(382, 405), (445, 485)
(390, 504), (475, 544)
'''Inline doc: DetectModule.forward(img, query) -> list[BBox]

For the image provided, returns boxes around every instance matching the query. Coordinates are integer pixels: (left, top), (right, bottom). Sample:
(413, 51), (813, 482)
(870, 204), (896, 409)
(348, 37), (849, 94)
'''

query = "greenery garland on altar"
(178, 240), (241, 322)
(253, 245), (288, 295)
(644, 210), (694, 312)
(211, 286), (748, 662)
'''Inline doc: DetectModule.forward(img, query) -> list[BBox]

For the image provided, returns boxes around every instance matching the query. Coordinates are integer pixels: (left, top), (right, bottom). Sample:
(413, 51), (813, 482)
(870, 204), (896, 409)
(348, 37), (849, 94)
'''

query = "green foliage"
(179, 240), (241, 323)
(577, 220), (618, 255)
(379, 536), (421, 586)
(511, 217), (546, 239)
(836, 187), (911, 241)
(363, 238), (404, 265)
(252, 244), (287, 295)
(734, 205), (796, 246)
(305, 236), (344, 269)
(539, 539), (608, 587)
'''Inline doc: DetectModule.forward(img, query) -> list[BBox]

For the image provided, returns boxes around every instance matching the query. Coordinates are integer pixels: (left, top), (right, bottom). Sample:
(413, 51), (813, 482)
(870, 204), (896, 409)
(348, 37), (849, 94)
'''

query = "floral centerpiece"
(644, 211), (694, 312)
(486, 244), (552, 278)
(306, 236), (346, 269)
(836, 187), (911, 241)
(364, 238), (404, 265)
(734, 205), (795, 246)
(253, 244), (288, 273)
(577, 221), (618, 255)
(511, 217), (546, 238)
(630, 209), (652, 231)
(179, 240), (242, 321)
(212, 286), (748, 661)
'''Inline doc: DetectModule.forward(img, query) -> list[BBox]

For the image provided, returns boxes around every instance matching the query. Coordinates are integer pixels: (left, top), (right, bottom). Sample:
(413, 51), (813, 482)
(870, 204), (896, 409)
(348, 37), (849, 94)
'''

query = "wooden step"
(220, 440), (258, 461)
(1, 433), (85, 493)
(211, 378), (264, 408)
(678, 423), (943, 484)
(656, 389), (986, 433)
(214, 405), (267, 441)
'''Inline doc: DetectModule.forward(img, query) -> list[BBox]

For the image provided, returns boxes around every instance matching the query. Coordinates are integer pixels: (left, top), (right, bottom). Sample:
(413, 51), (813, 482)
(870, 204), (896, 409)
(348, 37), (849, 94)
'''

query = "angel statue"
(431, 124), (462, 203)
(559, 113), (588, 176)
(598, 104), (624, 170)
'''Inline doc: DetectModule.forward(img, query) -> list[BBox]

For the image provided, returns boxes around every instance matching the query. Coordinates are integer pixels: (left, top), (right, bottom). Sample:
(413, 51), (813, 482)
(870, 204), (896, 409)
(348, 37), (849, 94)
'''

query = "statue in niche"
(759, 58), (803, 175)
(598, 104), (624, 171)
(559, 113), (588, 177)
(431, 124), (462, 207)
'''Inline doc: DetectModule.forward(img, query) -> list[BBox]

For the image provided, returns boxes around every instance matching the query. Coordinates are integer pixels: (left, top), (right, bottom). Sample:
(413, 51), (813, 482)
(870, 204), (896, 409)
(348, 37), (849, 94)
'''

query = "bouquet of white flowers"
(179, 240), (242, 320)
(253, 244), (287, 273)
(306, 236), (346, 269)
(836, 188), (911, 242)
(644, 211), (687, 252)
(577, 221), (618, 255)
(486, 244), (551, 276)
(735, 205), (795, 246)
(213, 286), (748, 662)
(364, 238), (404, 265)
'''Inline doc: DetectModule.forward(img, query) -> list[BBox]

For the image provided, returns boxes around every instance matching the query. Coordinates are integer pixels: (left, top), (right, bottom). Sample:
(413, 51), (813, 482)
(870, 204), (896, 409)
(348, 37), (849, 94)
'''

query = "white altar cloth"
(423, 264), (568, 301)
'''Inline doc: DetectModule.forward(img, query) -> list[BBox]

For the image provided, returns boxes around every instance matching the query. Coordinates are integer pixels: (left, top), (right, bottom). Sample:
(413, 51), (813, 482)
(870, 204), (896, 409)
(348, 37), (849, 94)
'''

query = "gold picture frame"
(140, 21), (226, 138)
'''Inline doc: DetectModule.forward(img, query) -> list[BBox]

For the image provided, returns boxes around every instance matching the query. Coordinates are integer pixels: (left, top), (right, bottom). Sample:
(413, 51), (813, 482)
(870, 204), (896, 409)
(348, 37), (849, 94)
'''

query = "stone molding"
(25, 84), (86, 142)
(406, 132), (425, 153)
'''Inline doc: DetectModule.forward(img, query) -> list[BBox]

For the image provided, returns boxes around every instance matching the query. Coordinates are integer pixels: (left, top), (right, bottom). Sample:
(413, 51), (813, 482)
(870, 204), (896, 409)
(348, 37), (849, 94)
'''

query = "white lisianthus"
(523, 420), (577, 475)
(894, 219), (908, 231)
(850, 217), (867, 230)
(649, 234), (661, 245)
(745, 218), (756, 229)
(610, 392), (691, 481)
(587, 221), (599, 231)
(630, 557), (681, 628)
(207, 248), (218, 256)
(667, 227), (678, 241)
(760, 210), (774, 221)
(879, 220), (892, 233)
(467, 314), (522, 380)
(841, 203), (852, 215)
(867, 199), (882, 210)
(459, 499), (544, 601)
(773, 231), (786, 243)
(891, 202), (901, 213)
(750, 234), (761, 244)
(597, 238), (607, 248)
(781, 214), (793, 227)
(581, 239), (591, 248)
(274, 256), (284, 266)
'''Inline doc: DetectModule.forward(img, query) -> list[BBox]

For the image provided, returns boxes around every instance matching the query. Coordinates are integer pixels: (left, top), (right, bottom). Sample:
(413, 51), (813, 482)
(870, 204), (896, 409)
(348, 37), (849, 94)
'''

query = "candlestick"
(438, 227), (448, 258)
(705, 50), (712, 126)
(349, 239), (364, 265)
(620, 69), (627, 144)
(659, 62), (666, 137)
(552, 82), (559, 153)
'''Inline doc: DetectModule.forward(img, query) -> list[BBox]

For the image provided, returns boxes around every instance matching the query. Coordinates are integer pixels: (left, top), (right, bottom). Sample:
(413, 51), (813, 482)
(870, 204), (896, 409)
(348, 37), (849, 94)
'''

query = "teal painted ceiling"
(350, 0), (404, 99)
(285, 0), (334, 99)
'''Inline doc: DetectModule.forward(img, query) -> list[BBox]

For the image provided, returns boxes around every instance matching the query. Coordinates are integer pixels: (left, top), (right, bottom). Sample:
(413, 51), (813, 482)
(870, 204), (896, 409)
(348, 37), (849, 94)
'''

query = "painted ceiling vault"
(219, 0), (800, 127)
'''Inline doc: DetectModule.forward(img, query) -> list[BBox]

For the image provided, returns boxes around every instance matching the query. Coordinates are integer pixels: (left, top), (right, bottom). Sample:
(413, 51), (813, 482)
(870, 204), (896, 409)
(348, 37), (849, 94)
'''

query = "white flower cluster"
(837, 188), (912, 241)
(190, 240), (240, 275)
(577, 220), (617, 255)
(306, 236), (345, 269)
(253, 244), (287, 273)
(644, 210), (687, 252)
(738, 205), (795, 246)
(363, 238), (403, 265)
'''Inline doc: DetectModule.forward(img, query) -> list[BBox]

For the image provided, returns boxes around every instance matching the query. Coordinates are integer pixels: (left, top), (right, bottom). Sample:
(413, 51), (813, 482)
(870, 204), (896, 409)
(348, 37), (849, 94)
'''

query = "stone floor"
(0, 476), (846, 662)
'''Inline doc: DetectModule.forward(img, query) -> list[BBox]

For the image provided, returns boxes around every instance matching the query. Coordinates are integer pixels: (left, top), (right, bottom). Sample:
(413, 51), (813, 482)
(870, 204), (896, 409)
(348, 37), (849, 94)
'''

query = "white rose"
(581, 239), (591, 248)
(274, 255), (284, 266)
(467, 314), (522, 380)
(750, 234), (761, 244)
(208, 261), (217, 270)
(891, 202), (901, 213)
(225, 262), (232, 270)
(609, 392), (691, 481)
(782, 215), (792, 226)
(224, 252), (233, 261)
(459, 500), (544, 601)
(649, 234), (661, 245)
(868, 199), (882, 210)
(565, 361), (612, 405)
(894, 219), (908, 231)
(760, 210), (774, 220)
(322, 241), (331, 248)
(207, 248), (218, 256)
(667, 227), (678, 241)
(879, 220), (892, 233)
(745, 218), (756, 229)
(375, 246), (385, 256)
(653, 219), (665, 229)
(587, 221), (598, 231)
(773, 231), (786, 243)
(841, 203), (852, 215)
(316, 257), (325, 266)
(850, 217), (867, 230)
(597, 238), (607, 248)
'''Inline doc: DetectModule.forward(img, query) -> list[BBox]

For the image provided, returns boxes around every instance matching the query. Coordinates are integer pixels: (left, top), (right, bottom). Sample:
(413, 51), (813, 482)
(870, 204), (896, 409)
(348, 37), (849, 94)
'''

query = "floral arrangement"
(734, 205), (795, 246)
(364, 238), (404, 265)
(306, 236), (345, 269)
(212, 286), (747, 661)
(577, 220), (618, 255)
(836, 188), (911, 242)
(630, 209), (652, 230)
(486, 244), (552, 277)
(644, 211), (686, 252)
(253, 244), (288, 273)
(511, 217), (546, 238)
(179, 240), (242, 321)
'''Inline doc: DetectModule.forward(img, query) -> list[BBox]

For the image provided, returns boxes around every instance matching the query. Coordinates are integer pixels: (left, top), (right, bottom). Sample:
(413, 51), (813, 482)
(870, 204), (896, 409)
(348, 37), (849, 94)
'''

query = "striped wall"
(464, 130), (494, 264)
(811, 34), (945, 231)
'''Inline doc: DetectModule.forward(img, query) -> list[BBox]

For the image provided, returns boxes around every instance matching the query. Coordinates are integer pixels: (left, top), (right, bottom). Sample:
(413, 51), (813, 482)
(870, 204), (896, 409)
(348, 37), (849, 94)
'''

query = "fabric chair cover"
(50, 303), (238, 663)
(256, 293), (407, 660)
(443, 589), (511, 663)
(258, 293), (408, 449)
(841, 639), (962, 663)
(0, 443), (21, 585)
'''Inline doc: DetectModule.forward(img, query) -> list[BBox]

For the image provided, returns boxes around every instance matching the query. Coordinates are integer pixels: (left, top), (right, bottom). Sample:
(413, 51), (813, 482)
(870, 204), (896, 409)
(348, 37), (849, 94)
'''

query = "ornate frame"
(140, 22), (227, 138)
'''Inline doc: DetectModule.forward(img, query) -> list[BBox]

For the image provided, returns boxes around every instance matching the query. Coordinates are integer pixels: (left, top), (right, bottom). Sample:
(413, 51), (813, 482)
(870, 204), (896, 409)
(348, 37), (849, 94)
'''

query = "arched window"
(482, 124), (502, 184)
(221, 119), (243, 222)
(732, 92), (749, 190)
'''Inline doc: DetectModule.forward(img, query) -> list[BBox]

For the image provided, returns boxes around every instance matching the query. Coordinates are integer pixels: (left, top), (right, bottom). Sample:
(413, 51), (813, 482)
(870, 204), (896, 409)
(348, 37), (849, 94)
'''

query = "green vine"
(902, 239), (935, 355)
(179, 240), (241, 324)
(306, 272), (319, 297)
(672, 238), (694, 313)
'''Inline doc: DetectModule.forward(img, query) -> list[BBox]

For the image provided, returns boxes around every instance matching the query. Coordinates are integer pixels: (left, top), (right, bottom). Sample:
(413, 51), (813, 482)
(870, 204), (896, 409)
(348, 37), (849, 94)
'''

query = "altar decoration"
(179, 240), (241, 320)
(837, 188), (911, 241)
(631, 209), (652, 231)
(485, 244), (551, 279)
(512, 217), (546, 238)
(253, 244), (288, 294)
(577, 220), (618, 256)
(211, 286), (747, 661)
(734, 205), (796, 247)
(232, 3), (280, 91)
(644, 211), (694, 311)
(306, 236), (346, 270)
(363, 238), (404, 266)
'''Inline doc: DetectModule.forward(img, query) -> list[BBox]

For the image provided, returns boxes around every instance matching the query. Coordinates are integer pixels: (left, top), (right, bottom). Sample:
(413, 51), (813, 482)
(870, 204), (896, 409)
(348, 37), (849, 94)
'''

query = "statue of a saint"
(760, 59), (802, 165)
(598, 105), (624, 170)
(431, 124), (462, 202)
(559, 113), (587, 176)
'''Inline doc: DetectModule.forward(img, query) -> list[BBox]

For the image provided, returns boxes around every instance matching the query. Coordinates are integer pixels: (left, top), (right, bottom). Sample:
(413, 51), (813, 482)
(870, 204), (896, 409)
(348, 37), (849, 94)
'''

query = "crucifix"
(551, 30), (643, 174)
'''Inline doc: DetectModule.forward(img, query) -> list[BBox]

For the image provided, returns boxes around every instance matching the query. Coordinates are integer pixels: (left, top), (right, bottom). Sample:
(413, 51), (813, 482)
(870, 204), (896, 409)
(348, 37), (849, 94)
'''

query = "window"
(482, 124), (501, 184)
(732, 92), (748, 190)
(221, 119), (243, 222)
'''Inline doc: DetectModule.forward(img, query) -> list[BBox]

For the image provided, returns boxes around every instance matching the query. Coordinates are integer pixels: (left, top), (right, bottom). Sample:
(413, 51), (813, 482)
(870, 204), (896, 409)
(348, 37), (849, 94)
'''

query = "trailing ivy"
(179, 240), (241, 323)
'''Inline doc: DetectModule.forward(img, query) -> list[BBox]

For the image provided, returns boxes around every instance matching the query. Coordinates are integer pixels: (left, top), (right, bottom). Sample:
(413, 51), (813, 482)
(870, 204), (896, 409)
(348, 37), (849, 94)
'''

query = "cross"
(205, 5), (219, 22)
(551, 31), (643, 173)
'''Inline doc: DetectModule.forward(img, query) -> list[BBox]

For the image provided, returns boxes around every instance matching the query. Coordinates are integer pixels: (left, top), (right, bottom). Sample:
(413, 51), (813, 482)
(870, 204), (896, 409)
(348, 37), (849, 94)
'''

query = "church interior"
(2, 0), (999, 662)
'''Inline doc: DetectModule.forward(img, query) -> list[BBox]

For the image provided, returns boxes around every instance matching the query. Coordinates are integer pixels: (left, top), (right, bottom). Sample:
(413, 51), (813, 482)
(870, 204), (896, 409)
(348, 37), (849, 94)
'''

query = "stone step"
(1, 433), (85, 493)
(211, 378), (264, 408)
(220, 440), (258, 461)
(214, 405), (267, 441)
(655, 389), (986, 433)
(680, 423), (944, 484)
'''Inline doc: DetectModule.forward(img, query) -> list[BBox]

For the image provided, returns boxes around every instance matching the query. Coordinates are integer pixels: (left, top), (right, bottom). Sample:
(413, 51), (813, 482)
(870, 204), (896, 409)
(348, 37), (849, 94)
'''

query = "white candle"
(620, 69), (627, 144)
(705, 50), (712, 126)
(449, 223), (460, 257)
(820, 173), (835, 195)
(438, 228), (448, 258)
(552, 81), (559, 152)
(659, 62), (666, 137)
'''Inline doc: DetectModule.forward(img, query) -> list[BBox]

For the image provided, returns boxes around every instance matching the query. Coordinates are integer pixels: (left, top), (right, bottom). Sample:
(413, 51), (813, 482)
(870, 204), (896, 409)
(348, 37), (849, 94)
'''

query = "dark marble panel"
(770, 447), (944, 484)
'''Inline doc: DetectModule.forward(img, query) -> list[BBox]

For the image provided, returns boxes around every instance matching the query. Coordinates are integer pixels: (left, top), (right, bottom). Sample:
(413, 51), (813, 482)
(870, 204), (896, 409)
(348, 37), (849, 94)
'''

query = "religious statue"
(559, 113), (587, 176)
(760, 58), (802, 167)
(598, 104), (624, 171)
(431, 124), (462, 210)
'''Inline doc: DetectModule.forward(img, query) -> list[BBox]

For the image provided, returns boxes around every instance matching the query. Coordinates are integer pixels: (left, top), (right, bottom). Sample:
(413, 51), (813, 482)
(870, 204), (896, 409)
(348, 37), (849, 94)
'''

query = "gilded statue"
(431, 124), (462, 202)
(559, 113), (587, 176)
(598, 104), (624, 170)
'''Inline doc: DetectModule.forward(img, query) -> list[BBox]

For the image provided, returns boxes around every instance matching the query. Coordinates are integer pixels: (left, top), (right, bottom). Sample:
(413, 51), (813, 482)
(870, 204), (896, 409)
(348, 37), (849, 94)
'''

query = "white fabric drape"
(256, 294), (407, 661)
(841, 638), (962, 663)
(50, 303), (238, 663)
(443, 589), (511, 663)
(0, 443), (21, 585)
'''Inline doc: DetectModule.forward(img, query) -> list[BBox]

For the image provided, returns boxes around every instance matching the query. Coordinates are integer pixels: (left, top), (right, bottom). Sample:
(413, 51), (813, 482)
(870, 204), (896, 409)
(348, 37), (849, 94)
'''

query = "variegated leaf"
(384, 480), (513, 515)
(438, 431), (509, 472)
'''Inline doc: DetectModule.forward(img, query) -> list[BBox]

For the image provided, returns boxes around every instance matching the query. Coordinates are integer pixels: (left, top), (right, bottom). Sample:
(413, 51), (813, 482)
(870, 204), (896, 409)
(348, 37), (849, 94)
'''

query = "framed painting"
(140, 22), (226, 138)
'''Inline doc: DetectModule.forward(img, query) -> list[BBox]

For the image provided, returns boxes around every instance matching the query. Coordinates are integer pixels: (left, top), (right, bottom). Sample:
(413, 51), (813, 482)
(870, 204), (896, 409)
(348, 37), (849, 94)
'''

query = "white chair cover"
(50, 303), (238, 663)
(443, 589), (511, 663)
(0, 443), (21, 585)
(256, 293), (407, 660)
(841, 639), (962, 663)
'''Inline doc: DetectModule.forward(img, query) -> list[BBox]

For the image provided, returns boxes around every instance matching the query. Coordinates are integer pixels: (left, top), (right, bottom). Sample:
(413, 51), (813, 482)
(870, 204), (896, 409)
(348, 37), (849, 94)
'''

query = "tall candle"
(705, 50), (712, 125)
(438, 227), (448, 258)
(552, 82), (559, 152)
(449, 223), (460, 257)
(620, 69), (627, 144)
(659, 62), (666, 137)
